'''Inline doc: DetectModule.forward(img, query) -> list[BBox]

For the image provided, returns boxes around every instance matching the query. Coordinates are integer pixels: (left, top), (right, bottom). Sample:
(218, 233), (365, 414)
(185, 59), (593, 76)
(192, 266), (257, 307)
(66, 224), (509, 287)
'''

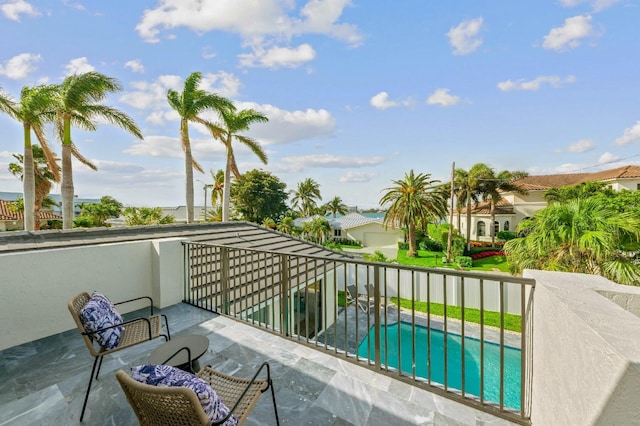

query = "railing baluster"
(461, 276), (465, 397)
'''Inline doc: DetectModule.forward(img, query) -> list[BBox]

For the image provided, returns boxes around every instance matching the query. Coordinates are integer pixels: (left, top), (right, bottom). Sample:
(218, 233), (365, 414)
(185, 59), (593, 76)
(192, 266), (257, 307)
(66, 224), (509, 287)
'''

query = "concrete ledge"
(525, 270), (640, 425)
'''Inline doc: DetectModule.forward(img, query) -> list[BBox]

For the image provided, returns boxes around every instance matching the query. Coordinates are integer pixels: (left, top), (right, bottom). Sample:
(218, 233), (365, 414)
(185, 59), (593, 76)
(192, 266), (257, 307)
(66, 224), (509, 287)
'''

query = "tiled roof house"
(0, 200), (62, 231)
(459, 165), (640, 241)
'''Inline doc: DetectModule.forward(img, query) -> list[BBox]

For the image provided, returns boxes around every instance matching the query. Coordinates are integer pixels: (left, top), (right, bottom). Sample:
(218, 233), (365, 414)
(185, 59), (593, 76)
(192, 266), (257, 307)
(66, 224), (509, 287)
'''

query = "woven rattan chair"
(68, 292), (171, 422)
(116, 362), (280, 425)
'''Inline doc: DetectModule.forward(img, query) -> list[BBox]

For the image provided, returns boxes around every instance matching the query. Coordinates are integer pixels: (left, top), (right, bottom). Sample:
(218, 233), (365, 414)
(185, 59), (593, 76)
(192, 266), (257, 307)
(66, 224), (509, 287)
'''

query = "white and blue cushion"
(79, 291), (124, 350)
(131, 364), (238, 426)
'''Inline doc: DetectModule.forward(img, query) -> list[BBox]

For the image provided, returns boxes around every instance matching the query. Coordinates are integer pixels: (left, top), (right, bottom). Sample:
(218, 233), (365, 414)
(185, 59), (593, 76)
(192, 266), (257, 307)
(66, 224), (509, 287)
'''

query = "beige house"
(0, 199), (62, 231)
(457, 165), (640, 241)
(296, 213), (404, 247)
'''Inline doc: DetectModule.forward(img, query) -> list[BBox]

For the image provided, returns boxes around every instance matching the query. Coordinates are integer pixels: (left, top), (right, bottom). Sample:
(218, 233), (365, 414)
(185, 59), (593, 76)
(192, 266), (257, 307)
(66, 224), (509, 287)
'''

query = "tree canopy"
(230, 169), (288, 224)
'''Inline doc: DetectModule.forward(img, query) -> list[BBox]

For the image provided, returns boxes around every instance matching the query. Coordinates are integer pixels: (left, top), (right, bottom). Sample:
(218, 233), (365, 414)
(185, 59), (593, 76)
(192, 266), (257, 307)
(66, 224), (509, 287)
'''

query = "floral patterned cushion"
(79, 291), (124, 350)
(131, 364), (238, 426)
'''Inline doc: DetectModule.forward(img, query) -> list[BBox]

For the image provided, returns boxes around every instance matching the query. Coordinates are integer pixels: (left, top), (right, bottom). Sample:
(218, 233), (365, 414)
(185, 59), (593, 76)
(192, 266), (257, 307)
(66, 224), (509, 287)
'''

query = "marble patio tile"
(315, 372), (373, 426)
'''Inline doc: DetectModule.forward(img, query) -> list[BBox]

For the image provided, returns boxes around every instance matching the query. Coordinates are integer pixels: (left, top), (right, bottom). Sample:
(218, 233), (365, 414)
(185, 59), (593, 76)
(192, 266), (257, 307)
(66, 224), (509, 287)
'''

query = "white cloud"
(497, 75), (576, 91)
(1, 0), (39, 22)
(446, 17), (483, 55)
(199, 72), (242, 98)
(64, 57), (95, 75)
(426, 88), (460, 107)
(123, 135), (225, 161)
(277, 154), (384, 172)
(339, 171), (377, 183)
(566, 139), (596, 153)
(237, 102), (337, 145)
(560, 0), (620, 12)
(543, 15), (594, 51)
(238, 44), (316, 69)
(598, 152), (620, 164)
(124, 59), (144, 73)
(0, 53), (41, 79)
(614, 121), (640, 146)
(370, 92), (397, 110)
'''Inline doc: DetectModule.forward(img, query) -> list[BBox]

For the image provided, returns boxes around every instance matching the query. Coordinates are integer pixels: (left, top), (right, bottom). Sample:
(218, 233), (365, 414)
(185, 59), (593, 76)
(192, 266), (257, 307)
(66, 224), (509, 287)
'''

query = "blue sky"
(0, 0), (639, 209)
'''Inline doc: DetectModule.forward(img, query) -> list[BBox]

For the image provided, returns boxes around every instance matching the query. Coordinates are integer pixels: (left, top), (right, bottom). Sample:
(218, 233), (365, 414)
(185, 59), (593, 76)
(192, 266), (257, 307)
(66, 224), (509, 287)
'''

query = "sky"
(0, 0), (639, 209)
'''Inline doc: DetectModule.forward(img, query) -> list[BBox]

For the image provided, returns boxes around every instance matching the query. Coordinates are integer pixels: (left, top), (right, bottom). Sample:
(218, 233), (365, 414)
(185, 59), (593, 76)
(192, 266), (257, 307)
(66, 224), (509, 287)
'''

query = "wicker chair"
(116, 362), (280, 425)
(68, 292), (171, 422)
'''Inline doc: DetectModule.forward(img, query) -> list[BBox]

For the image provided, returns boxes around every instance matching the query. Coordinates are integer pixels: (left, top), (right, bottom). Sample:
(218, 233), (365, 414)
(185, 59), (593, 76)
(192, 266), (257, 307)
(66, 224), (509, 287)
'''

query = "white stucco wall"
(344, 222), (403, 247)
(0, 238), (187, 351)
(525, 270), (640, 426)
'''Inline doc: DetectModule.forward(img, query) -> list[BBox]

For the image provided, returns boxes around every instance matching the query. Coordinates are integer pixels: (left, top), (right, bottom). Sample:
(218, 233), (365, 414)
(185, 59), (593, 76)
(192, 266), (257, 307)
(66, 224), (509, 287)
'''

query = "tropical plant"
(544, 181), (613, 204)
(207, 107), (268, 222)
(277, 216), (295, 234)
(167, 71), (233, 223)
(363, 251), (389, 262)
(324, 196), (348, 218)
(8, 144), (59, 230)
(0, 85), (16, 116)
(504, 198), (640, 285)
(291, 178), (322, 217)
(9, 85), (60, 231)
(230, 169), (288, 224)
(77, 196), (123, 227)
(209, 169), (225, 207)
(123, 207), (175, 226)
(302, 216), (332, 243)
(453, 166), (483, 250)
(473, 164), (528, 246)
(55, 72), (143, 229)
(380, 170), (447, 257)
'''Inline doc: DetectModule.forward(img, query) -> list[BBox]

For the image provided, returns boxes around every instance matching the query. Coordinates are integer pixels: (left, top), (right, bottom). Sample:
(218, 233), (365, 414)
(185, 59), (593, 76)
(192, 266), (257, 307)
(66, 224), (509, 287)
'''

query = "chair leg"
(80, 356), (100, 422)
(95, 355), (104, 380)
(269, 378), (280, 426)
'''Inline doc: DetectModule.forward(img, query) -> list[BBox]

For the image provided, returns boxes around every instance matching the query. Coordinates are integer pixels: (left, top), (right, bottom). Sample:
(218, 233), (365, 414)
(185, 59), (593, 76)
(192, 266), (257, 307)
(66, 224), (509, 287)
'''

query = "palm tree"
(0, 85), (15, 116)
(504, 198), (640, 285)
(55, 72), (143, 229)
(277, 216), (295, 234)
(380, 170), (447, 257)
(10, 85), (60, 231)
(476, 166), (528, 246)
(208, 107), (268, 222)
(9, 145), (59, 230)
(209, 169), (225, 208)
(167, 71), (233, 223)
(302, 216), (332, 243)
(291, 178), (322, 217)
(324, 196), (348, 218)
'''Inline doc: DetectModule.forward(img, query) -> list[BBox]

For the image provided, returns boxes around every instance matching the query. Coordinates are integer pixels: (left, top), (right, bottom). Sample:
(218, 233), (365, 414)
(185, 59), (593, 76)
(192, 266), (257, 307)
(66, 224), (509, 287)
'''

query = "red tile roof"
(510, 165), (640, 191)
(470, 198), (513, 215)
(0, 200), (62, 220)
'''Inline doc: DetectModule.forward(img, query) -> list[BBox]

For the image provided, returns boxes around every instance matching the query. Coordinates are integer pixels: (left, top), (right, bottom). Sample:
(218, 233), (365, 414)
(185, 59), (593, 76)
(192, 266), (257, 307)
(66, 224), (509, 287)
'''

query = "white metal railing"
(183, 241), (535, 424)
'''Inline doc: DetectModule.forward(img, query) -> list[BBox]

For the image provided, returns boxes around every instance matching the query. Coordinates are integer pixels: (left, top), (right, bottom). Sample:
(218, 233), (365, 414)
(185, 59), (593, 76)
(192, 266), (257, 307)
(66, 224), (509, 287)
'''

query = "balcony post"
(373, 264), (381, 372)
(221, 247), (230, 315)
(280, 254), (290, 336)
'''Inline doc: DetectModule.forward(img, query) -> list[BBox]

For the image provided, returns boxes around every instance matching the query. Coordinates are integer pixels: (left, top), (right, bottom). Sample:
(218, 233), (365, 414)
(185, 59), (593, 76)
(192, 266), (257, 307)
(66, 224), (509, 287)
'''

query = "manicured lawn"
(396, 249), (511, 272)
(391, 297), (522, 333)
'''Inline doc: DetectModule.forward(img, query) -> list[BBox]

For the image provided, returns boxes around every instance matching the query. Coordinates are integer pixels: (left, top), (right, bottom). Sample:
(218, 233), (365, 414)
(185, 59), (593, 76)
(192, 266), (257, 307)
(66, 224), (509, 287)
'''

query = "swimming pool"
(357, 322), (521, 410)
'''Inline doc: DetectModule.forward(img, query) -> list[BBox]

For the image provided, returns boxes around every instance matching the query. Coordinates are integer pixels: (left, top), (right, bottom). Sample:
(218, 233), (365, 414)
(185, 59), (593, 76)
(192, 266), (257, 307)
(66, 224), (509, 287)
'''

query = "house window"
(494, 221), (499, 235)
(333, 229), (342, 237)
(637, 183), (640, 190)
(477, 221), (486, 237)
(504, 221), (510, 231)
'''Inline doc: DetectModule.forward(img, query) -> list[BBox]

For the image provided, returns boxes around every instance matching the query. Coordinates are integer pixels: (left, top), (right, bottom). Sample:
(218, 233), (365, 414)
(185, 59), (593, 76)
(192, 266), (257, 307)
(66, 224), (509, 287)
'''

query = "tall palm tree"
(8, 85), (60, 231)
(208, 107), (268, 222)
(380, 170), (447, 257)
(476, 167), (528, 246)
(324, 196), (348, 218)
(504, 198), (640, 285)
(291, 178), (322, 217)
(9, 145), (59, 230)
(56, 72), (143, 229)
(0, 85), (15, 116)
(167, 72), (233, 223)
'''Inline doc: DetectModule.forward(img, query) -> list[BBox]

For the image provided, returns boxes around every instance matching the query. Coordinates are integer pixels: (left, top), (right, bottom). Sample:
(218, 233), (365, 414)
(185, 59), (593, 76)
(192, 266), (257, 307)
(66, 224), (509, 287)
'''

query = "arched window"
(477, 221), (486, 237)
(504, 221), (510, 231)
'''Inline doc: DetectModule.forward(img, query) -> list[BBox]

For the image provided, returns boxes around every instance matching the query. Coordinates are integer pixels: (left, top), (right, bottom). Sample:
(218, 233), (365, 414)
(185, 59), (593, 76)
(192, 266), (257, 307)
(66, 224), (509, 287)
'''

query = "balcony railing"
(182, 241), (535, 424)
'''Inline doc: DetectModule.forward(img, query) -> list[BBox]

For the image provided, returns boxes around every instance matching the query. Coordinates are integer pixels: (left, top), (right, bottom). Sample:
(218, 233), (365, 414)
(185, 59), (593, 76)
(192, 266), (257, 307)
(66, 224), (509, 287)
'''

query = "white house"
(457, 165), (640, 241)
(295, 213), (403, 247)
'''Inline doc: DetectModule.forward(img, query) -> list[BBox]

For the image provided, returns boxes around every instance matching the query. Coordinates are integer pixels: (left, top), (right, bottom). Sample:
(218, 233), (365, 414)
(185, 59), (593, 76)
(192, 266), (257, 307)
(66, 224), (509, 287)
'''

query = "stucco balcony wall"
(526, 270), (640, 426)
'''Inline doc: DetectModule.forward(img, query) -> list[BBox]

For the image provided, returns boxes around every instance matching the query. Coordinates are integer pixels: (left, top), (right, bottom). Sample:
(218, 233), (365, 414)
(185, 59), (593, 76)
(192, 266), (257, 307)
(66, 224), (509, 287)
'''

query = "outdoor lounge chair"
(346, 285), (371, 312)
(68, 292), (171, 422)
(116, 362), (280, 425)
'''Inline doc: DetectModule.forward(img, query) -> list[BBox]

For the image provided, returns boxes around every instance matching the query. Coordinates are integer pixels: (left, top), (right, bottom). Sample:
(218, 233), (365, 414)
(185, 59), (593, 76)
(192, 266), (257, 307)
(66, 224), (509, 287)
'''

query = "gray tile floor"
(0, 303), (519, 425)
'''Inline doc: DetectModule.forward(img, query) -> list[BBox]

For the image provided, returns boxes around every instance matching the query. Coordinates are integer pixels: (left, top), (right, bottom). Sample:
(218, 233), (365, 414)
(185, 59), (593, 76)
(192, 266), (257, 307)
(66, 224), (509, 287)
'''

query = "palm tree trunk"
(465, 192), (472, 251)
(61, 118), (74, 229)
(222, 137), (233, 222)
(490, 199), (496, 246)
(23, 124), (35, 231)
(182, 120), (194, 223)
(408, 221), (417, 257)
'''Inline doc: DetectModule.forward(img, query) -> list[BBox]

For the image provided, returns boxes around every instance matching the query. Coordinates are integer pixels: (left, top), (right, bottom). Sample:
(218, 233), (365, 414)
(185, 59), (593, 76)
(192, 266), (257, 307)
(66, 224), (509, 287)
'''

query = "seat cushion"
(131, 364), (238, 426)
(79, 291), (124, 350)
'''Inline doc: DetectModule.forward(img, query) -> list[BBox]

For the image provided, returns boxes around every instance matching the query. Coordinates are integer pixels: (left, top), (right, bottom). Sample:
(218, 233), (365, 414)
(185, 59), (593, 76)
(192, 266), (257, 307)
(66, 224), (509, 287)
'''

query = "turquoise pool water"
(357, 322), (521, 410)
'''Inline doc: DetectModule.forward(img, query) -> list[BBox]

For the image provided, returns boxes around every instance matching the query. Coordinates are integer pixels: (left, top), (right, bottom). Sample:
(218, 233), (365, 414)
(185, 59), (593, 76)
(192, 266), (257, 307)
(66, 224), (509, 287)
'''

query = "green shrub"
(398, 242), (409, 250)
(497, 231), (517, 241)
(333, 237), (361, 247)
(419, 238), (443, 252)
(455, 256), (473, 267)
(73, 216), (95, 228)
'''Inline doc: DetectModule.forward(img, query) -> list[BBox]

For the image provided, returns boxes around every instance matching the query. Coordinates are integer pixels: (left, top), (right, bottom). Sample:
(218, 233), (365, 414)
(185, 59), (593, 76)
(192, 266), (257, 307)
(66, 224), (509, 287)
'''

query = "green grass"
(390, 297), (522, 333)
(337, 291), (348, 307)
(396, 249), (511, 272)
